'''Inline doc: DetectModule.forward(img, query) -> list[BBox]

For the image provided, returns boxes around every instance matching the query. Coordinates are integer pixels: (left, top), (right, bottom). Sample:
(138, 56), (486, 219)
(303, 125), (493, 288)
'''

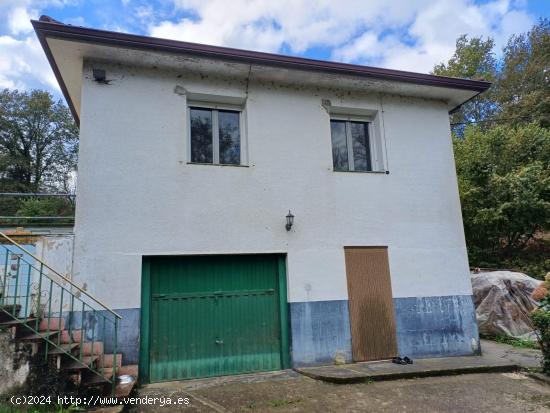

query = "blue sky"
(0, 0), (548, 100)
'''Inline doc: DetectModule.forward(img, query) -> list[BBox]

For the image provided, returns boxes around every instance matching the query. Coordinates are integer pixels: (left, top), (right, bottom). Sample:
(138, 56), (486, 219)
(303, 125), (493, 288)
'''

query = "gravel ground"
(132, 372), (550, 412)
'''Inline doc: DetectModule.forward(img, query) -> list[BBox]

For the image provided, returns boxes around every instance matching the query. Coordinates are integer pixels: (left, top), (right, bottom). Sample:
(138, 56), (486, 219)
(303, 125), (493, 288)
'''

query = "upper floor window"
(189, 106), (241, 165)
(330, 119), (372, 172)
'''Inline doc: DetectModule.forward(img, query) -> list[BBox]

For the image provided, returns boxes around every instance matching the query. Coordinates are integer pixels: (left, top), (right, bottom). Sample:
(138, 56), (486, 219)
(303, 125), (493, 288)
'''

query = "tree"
(453, 123), (550, 276)
(497, 19), (550, 128)
(433, 35), (498, 134)
(0, 89), (78, 193)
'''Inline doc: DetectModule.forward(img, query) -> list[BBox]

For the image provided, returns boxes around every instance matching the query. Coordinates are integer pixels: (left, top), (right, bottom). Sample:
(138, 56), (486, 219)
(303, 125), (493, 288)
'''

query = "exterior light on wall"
(92, 69), (106, 82)
(285, 210), (294, 231)
(92, 68), (111, 84)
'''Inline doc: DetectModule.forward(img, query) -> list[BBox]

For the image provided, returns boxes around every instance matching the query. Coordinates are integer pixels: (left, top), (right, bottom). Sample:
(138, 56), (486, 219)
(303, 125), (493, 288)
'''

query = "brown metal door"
(344, 247), (398, 361)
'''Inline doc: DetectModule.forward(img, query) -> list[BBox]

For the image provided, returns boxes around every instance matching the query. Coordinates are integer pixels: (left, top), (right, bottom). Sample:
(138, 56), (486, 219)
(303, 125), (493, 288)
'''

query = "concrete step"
(48, 342), (80, 355)
(62, 355), (99, 370)
(103, 364), (138, 378)
(19, 330), (60, 342)
(295, 356), (519, 384)
(99, 354), (122, 369)
(59, 329), (83, 344)
(39, 317), (65, 331)
(82, 341), (104, 356)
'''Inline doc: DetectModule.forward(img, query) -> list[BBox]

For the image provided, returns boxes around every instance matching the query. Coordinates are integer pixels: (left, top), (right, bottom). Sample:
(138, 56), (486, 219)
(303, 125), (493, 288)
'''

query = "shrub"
(532, 272), (550, 374)
(15, 197), (73, 217)
(532, 308), (550, 373)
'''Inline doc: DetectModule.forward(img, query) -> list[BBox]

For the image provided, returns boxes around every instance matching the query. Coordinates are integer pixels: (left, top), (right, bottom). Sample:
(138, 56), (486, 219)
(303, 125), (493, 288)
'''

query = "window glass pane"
(330, 120), (349, 171)
(350, 122), (372, 171)
(218, 110), (241, 165)
(190, 108), (213, 163)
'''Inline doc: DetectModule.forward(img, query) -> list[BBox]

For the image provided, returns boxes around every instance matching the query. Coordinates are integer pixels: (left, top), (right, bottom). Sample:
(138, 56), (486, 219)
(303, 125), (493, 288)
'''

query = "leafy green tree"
(433, 35), (498, 134)
(454, 124), (550, 275)
(497, 19), (550, 128)
(0, 89), (78, 193)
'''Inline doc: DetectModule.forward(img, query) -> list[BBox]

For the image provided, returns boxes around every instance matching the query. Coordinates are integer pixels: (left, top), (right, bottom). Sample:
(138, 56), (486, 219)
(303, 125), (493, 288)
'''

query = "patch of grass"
(490, 334), (539, 349)
(266, 398), (304, 408)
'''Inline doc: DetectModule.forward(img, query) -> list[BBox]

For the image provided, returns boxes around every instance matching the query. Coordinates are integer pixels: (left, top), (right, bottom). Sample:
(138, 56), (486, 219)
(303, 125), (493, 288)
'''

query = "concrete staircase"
(0, 304), (137, 398)
(0, 231), (137, 400)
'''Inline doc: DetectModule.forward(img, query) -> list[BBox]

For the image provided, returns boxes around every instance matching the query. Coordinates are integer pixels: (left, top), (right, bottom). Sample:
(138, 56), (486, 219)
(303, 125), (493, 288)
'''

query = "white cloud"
(150, 0), (535, 73)
(8, 7), (37, 35)
(0, 0), (538, 95)
(0, 35), (57, 90)
(0, 1), (68, 92)
(150, 0), (429, 53)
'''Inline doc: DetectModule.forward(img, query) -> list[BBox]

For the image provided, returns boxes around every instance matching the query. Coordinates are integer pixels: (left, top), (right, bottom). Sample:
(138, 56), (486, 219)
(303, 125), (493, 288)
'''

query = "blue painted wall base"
(64, 308), (140, 365)
(394, 295), (480, 358)
(289, 300), (352, 367)
(289, 295), (480, 367)
(61, 294), (479, 369)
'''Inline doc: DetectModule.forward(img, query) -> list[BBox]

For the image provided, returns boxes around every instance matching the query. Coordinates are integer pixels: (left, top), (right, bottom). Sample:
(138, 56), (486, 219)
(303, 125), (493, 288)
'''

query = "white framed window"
(188, 103), (245, 165)
(330, 115), (385, 172)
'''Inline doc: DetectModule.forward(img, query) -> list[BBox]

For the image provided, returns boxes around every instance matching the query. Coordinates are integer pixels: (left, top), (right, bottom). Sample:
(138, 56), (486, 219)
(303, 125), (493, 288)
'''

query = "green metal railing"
(0, 231), (121, 394)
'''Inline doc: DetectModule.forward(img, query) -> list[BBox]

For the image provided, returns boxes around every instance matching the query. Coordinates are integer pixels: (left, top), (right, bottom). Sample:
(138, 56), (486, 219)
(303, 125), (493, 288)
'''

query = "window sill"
(187, 162), (249, 168)
(333, 169), (389, 174)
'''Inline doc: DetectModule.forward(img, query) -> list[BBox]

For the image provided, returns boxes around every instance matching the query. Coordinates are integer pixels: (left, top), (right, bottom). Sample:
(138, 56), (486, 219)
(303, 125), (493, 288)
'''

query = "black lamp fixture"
(285, 210), (294, 231)
(92, 68), (106, 82)
(92, 68), (111, 84)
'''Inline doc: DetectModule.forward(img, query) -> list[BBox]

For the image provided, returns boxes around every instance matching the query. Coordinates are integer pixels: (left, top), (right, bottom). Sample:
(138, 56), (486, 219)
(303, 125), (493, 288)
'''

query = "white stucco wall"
(74, 61), (472, 309)
(35, 235), (74, 279)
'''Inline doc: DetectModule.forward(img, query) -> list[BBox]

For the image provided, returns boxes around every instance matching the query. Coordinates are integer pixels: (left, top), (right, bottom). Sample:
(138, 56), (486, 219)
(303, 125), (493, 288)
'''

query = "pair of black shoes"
(392, 356), (413, 365)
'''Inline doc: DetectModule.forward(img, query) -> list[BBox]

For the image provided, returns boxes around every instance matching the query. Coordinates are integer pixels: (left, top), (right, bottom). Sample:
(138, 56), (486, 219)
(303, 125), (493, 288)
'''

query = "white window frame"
(330, 114), (381, 172)
(187, 101), (247, 166)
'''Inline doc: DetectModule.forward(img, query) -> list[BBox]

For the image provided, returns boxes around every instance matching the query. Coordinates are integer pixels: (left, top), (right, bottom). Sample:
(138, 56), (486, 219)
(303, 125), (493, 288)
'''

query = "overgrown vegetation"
(0, 89), (78, 216)
(532, 274), (550, 374)
(15, 198), (74, 218)
(434, 19), (550, 279)
(454, 124), (550, 278)
(485, 334), (538, 349)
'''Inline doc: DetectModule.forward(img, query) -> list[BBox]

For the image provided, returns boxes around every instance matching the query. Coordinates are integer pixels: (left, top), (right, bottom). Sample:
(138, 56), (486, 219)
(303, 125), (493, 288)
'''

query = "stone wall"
(0, 330), (31, 395)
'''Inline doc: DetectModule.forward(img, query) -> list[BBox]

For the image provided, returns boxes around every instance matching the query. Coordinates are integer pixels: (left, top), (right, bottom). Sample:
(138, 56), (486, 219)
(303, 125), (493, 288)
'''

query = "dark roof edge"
(33, 17), (80, 125)
(32, 15), (491, 124)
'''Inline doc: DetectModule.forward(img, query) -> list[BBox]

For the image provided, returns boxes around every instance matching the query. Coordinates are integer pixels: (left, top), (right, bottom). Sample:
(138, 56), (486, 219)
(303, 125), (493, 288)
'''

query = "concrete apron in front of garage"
(295, 339), (542, 383)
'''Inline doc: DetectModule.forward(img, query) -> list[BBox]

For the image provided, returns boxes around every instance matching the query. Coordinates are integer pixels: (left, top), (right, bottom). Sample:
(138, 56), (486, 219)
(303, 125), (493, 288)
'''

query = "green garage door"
(140, 254), (289, 383)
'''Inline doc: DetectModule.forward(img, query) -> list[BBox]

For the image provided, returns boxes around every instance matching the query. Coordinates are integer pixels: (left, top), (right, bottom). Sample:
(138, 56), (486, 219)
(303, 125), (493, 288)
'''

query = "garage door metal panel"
(147, 255), (284, 382)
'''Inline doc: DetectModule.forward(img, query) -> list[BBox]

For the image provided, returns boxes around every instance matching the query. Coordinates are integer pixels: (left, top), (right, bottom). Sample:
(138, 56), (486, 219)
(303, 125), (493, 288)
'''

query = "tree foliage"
(454, 124), (550, 260)
(433, 34), (498, 132)
(497, 19), (550, 128)
(433, 19), (550, 133)
(437, 20), (550, 277)
(0, 89), (78, 193)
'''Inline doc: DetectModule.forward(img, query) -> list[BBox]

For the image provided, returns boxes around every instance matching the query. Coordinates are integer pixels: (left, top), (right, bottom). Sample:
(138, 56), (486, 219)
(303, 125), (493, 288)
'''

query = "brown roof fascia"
(32, 16), (492, 125)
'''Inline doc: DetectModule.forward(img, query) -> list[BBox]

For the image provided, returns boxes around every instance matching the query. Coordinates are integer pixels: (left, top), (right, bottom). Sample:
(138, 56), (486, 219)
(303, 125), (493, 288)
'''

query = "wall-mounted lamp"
(285, 210), (294, 231)
(92, 68), (111, 84)
(92, 69), (106, 82)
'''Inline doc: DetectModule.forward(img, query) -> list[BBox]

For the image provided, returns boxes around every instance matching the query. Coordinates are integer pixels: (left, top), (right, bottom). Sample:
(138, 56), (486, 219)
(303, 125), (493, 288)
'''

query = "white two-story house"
(33, 16), (490, 383)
